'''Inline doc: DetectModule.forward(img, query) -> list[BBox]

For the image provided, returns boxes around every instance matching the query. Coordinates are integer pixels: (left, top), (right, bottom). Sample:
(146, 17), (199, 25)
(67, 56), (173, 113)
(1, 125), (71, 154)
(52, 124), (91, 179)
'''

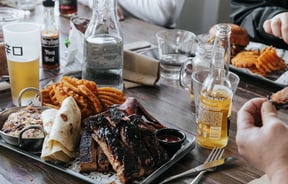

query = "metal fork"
(190, 147), (225, 184)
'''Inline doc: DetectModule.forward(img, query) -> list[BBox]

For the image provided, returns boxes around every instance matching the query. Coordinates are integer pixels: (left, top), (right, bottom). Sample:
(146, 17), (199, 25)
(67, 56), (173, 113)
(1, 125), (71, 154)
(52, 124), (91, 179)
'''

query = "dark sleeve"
(230, 0), (288, 49)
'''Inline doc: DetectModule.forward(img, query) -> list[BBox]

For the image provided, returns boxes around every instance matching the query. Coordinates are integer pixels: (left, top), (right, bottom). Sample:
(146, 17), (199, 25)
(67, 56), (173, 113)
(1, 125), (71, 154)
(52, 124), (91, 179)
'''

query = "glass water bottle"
(82, 0), (124, 91)
(196, 24), (232, 149)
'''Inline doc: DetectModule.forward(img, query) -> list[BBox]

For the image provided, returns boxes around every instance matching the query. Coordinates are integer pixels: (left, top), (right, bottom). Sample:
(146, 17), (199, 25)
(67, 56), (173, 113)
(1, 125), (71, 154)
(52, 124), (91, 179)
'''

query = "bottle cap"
(42, 0), (55, 7)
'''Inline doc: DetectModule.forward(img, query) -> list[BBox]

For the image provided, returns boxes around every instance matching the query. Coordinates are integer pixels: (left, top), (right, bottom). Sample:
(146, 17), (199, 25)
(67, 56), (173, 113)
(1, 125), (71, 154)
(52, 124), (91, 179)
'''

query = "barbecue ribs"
(80, 98), (169, 183)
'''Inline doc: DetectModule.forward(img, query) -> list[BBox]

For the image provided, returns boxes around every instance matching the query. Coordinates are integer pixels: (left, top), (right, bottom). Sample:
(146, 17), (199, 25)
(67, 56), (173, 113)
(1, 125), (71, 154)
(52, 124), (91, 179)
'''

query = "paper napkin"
(123, 50), (160, 88)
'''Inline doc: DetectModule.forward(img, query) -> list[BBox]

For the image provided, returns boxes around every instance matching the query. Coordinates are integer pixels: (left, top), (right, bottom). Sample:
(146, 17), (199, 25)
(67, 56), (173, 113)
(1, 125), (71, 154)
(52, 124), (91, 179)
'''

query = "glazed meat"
(80, 97), (169, 183)
(270, 86), (288, 105)
(87, 108), (169, 184)
(269, 87), (288, 110)
(79, 130), (97, 172)
(79, 130), (110, 172)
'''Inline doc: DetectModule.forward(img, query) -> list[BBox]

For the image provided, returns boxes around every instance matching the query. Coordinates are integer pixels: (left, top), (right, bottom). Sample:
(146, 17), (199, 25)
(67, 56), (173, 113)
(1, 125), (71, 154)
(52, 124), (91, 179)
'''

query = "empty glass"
(156, 29), (196, 80)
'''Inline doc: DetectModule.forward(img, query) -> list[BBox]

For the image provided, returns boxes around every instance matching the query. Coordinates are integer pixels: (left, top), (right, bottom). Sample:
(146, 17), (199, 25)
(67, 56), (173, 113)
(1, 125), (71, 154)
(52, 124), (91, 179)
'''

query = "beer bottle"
(196, 24), (232, 149)
(41, 0), (60, 70)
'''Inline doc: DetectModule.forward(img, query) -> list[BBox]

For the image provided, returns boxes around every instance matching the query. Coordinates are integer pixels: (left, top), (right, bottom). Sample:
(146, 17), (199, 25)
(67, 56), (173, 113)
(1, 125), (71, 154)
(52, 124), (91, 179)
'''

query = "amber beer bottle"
(41, 0), (60, 70)
(197, 24), (232, 149)
(59, 0), (77, 17)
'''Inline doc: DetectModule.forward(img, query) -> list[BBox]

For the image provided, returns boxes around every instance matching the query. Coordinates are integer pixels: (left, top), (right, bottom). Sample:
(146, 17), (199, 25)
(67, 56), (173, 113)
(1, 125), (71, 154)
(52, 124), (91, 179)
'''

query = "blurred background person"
(79, 0), (185, 28)
(236, 98), (288, 184)
(230, 0), (288, 49)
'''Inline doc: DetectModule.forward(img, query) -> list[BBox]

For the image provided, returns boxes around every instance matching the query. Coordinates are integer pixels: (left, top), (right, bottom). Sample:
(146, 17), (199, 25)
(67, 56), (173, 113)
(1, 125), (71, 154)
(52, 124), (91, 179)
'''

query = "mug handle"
(18, 125), (46, 148)
(179, 57), (193, 90)
(17, 87), (42, 107)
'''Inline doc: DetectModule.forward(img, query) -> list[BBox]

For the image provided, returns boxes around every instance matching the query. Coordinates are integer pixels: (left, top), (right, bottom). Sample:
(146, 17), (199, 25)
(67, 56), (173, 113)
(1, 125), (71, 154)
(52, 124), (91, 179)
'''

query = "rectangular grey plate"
(0, 132), (196, 184)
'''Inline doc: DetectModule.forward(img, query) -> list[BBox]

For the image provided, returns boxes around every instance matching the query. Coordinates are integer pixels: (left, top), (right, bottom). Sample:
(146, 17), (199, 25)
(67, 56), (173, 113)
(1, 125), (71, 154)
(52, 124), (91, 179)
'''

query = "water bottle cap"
(43, 0), (55, 7)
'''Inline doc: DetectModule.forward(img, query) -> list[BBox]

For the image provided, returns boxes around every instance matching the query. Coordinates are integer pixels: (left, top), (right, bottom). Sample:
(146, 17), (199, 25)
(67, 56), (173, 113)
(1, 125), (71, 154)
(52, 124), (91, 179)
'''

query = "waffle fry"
(231, 49), (259, 68)
(78, 84), (102, 113)
(257, 46), (286, 75)
(98, 87), (126, 109)
(231, 46), (287, 76)
(41, 77), (126, 119)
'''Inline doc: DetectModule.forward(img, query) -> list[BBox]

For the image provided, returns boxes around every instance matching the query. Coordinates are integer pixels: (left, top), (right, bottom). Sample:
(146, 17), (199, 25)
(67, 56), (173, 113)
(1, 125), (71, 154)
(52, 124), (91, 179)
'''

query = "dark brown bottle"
(59, 0), (77, 17)
(41, 0), (60, 70)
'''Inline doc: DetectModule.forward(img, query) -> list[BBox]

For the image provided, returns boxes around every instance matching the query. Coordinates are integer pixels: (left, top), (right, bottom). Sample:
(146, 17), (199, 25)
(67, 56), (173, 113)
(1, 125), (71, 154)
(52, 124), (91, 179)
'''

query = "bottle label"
(84, 36), (122, 69)
(41, 36), (59, 66)
(209, 126), (222, 139)
(198, 104), (224, 140)
(197, 87), (231, 141)
(199, 105), (223, 126)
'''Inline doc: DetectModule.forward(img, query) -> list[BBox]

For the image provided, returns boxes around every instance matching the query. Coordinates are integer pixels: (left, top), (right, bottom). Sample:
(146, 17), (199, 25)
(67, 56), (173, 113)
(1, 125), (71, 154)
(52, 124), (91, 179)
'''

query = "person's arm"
(230, 0), (288, 49)
(236, 98), (288, 184)
(118, 0), (185, 28)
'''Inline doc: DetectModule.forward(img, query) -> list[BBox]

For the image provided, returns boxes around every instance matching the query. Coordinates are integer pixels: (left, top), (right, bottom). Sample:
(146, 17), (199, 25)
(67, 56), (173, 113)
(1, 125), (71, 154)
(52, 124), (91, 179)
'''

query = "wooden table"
(0, 3), (287, 184)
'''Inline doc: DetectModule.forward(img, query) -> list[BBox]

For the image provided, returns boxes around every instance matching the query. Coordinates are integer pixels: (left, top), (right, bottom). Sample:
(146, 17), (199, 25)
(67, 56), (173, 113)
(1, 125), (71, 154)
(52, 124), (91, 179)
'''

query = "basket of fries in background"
(231, 46), (287, 77)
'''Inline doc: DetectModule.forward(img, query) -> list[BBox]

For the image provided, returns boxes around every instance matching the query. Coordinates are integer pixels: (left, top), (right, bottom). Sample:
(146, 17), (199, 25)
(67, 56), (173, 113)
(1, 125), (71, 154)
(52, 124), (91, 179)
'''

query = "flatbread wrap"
(41, 96), (81, 163)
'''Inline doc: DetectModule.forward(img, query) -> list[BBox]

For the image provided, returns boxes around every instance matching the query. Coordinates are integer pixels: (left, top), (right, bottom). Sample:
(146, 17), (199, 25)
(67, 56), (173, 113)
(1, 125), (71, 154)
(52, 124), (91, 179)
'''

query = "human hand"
(263, 12), (288, 44)
(236, 98), (288, 183)
(117, 6), (124, 21)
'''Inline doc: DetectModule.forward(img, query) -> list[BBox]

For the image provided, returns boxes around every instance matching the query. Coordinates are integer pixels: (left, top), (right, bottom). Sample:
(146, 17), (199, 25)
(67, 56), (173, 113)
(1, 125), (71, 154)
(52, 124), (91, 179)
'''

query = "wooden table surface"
(0, 3), (287, 184)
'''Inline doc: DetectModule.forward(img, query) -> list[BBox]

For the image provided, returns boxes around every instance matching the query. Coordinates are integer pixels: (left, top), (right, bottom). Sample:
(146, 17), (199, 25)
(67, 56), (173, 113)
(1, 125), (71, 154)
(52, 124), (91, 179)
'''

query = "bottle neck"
(210, 24), (231, 77)
(91, 0), (117, 19)
(43, 6), (55, 26)
(210, 46), (225, 71)
(86, 0), (121, 37)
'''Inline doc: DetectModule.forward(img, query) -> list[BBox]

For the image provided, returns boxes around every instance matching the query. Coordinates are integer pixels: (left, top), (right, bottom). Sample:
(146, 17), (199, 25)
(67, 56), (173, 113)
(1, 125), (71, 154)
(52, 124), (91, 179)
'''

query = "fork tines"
(190, 147), (225, 184)
(205, 147), (225, 163)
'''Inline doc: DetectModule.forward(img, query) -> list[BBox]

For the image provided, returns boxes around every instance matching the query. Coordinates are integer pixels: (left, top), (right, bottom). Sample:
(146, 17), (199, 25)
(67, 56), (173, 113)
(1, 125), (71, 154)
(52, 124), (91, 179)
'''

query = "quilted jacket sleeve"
(230, 0), (288, 49)
(118, 0), (185, 28)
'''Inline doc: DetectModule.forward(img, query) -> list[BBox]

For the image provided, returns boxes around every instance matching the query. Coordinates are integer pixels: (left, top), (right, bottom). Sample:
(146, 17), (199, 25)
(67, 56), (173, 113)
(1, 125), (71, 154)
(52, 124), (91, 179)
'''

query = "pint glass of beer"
(3, 22), (40, 106)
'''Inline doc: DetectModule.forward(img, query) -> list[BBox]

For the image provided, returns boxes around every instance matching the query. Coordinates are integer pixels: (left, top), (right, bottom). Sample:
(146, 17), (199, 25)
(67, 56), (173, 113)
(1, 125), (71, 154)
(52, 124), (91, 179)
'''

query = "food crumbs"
(70, 124), (73, 134)
(29, 176), (33, 182)
(60, 114), (68, 121)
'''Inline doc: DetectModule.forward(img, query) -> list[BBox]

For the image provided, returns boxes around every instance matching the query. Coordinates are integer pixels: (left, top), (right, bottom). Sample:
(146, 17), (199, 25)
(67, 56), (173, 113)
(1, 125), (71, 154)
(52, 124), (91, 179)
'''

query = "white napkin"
(123, 50), (160, 88)
(0, 82), (10, 92)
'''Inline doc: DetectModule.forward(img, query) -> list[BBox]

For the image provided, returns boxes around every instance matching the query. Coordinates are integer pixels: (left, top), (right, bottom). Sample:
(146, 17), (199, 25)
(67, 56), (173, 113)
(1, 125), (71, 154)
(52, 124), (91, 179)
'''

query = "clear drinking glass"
(3, 22), (41, 106)
(0, 7), (20, 76)
(156, 29), (196, 80)
(17, 0), (38, 12)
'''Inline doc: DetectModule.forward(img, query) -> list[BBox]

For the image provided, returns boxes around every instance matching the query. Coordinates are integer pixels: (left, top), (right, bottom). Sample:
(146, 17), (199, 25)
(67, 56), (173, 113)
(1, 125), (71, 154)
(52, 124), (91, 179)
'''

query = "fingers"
(271, 18), (282, 39)
(263, 13), (288, 44)
(263, 18), (282, 39)
(280, 14), (288, 43)
(237, 98), (266, 129)
(263, 19), (272, 34)
(117, 6), (125, 21)
(261, 101), (278, 126)
(278, 12), (288, 43)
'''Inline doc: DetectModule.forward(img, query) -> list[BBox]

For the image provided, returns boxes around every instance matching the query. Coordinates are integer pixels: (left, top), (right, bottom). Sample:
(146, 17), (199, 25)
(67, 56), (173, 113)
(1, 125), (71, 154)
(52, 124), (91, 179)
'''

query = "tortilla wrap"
(41, 96), (81, 163)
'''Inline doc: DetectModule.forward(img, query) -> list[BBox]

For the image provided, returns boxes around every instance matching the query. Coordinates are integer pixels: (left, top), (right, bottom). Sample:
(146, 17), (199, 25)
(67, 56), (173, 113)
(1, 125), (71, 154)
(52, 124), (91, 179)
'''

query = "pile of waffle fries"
(231, 46), (287, 76)
(41, 76), (126, 119)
